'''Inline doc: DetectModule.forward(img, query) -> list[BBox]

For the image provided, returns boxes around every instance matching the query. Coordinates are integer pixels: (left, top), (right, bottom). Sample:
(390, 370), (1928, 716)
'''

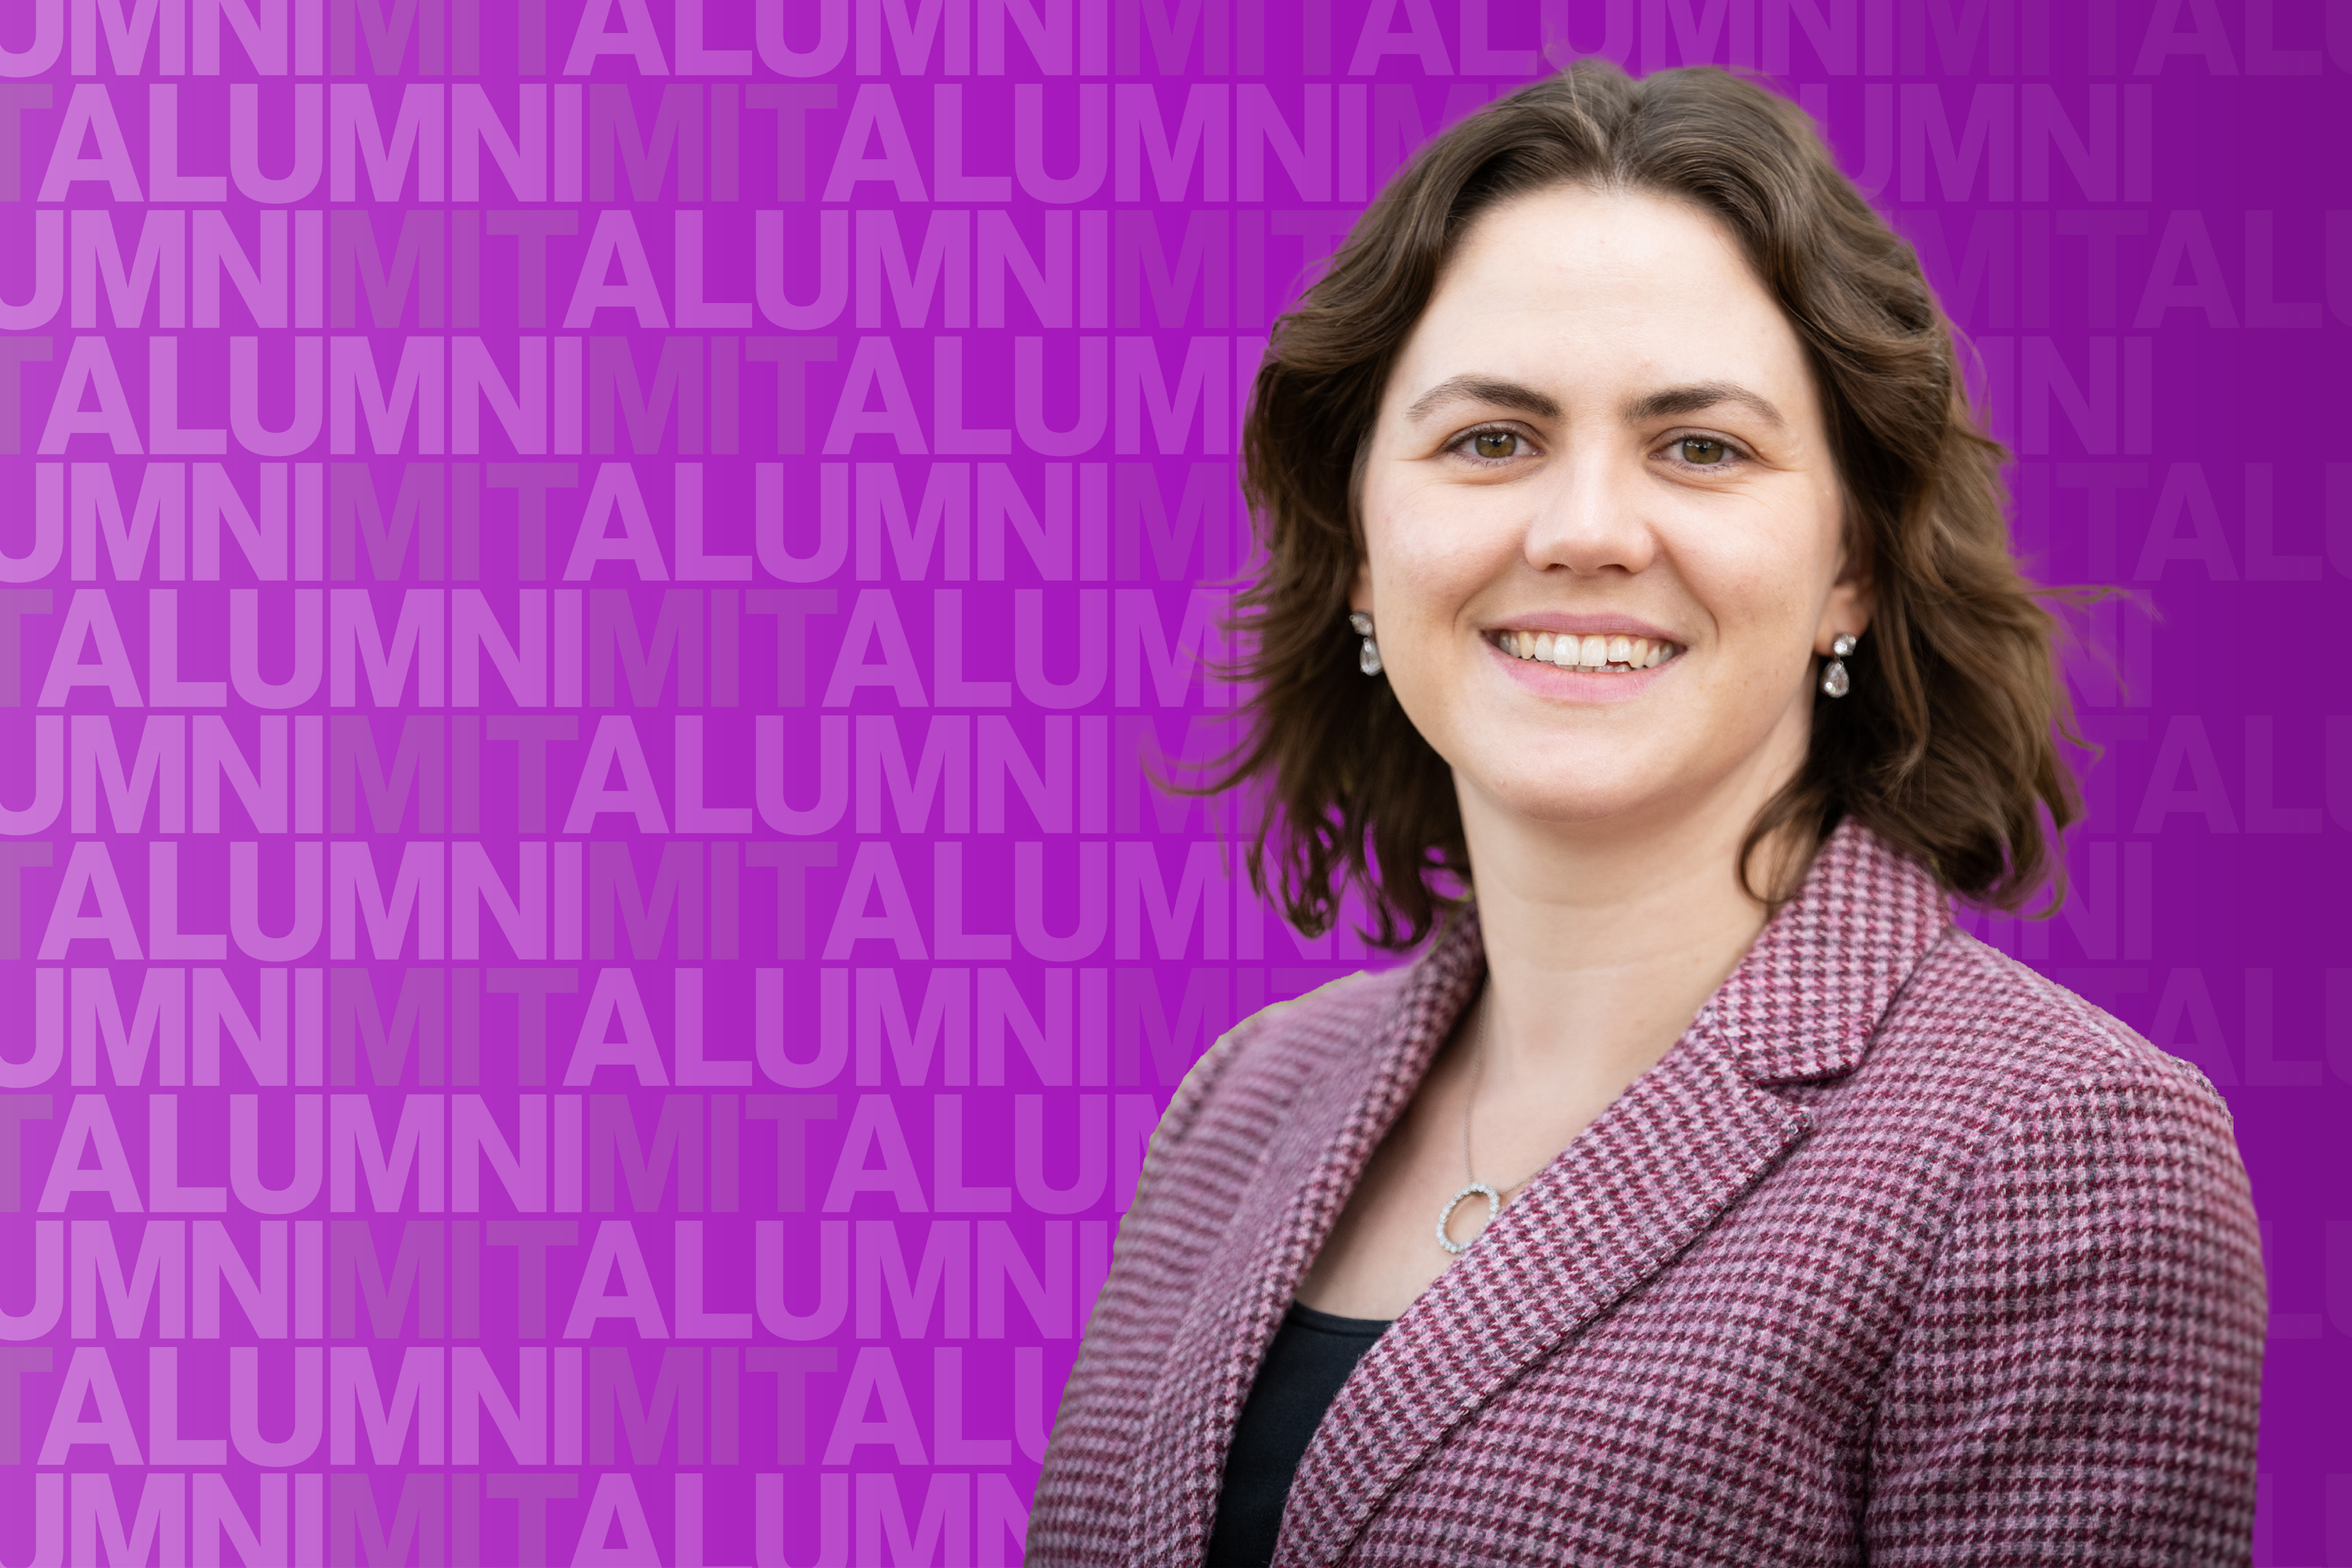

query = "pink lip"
(1483, 626), (1685, 701)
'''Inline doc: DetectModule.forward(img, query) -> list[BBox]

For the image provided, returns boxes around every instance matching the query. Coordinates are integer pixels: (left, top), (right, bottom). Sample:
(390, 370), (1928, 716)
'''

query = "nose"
(1520, 444), (1659, 579)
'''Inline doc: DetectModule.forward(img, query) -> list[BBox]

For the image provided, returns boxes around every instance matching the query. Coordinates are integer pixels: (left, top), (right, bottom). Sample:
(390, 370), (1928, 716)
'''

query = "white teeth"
(1498, 630), (1681, 670)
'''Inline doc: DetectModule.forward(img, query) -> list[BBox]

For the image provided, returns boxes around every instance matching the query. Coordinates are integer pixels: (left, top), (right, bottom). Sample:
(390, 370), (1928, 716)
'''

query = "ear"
(1348, 555), (1374, 617)
(1813, 549), (1874, 656)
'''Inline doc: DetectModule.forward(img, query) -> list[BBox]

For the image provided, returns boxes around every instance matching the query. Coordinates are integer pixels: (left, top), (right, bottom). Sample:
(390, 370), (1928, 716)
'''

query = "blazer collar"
(1127, 880), (1490, 1567)
(1695, 817), (1956, 1085)
(1125, 822), (1952, 1567)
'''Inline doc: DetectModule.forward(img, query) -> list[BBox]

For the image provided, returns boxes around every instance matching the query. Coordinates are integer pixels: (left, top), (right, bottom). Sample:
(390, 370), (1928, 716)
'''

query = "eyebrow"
(1404, 374), (1560, 425)
(1403, 374), (1786, 431)
(1622, 381), (1787, 430)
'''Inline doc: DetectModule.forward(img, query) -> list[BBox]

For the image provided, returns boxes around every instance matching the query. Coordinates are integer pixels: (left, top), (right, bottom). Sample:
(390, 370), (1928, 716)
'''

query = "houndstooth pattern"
(1026, 822), (2266, 1567)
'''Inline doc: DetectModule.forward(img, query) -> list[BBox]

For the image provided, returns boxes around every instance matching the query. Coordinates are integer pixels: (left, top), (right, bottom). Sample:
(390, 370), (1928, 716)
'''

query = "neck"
(1455, 733), (1812, 1101)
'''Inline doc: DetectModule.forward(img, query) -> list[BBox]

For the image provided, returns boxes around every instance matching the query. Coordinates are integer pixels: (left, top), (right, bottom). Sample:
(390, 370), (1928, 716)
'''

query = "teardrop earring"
(1348, 612), (1383, 676)
(1821, 632), (1857, 698)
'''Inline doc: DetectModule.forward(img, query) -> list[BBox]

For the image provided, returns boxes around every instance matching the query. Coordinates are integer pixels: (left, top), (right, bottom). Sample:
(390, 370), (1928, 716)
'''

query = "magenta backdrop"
(0, 0), (2344, 1564)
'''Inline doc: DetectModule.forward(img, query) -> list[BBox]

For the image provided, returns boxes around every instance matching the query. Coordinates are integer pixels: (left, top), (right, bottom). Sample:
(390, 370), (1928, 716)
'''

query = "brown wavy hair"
(1209, 58), (2087, 950)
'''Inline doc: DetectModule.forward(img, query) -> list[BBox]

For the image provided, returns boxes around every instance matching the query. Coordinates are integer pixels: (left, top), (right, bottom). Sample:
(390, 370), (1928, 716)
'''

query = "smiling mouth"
(1490, 629), (1682, 673)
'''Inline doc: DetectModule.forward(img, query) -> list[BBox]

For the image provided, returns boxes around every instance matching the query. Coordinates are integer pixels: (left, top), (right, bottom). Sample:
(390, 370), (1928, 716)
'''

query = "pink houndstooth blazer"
(1027, 822), (2266, 1567)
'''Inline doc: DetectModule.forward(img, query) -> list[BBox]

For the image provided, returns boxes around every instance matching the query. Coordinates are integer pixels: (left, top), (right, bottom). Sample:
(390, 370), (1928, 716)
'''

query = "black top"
(1205, 1301), (1395, 1567)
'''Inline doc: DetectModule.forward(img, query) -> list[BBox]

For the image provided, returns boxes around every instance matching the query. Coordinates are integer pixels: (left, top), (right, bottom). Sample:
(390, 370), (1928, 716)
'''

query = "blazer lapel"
(1120, 825), (1951, 1568)
(1271, 1030), (1810, 1568)
(1125, 917), (1491, 1568)
(1275, 823), (1952, 1568)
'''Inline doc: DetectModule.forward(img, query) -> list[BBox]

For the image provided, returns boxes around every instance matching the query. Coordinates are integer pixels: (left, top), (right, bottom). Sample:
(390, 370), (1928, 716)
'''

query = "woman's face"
(1354, 182), (1867, 840)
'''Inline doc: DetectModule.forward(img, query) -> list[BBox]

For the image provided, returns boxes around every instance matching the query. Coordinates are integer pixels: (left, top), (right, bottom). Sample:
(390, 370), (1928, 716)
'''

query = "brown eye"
(1676, 438), (1729, 465)
(1471, 431), (1518, 460)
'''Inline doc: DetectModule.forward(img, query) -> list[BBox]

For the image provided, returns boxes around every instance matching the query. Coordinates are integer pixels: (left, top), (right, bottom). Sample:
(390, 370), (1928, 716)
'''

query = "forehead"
(1386, 184), (1817, 422)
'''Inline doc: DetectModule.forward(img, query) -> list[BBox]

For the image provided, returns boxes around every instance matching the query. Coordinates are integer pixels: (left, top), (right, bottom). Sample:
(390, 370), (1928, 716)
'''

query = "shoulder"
(1807, 925), (2256, 1272)
(1854, 928), (2255, 1272)
(1860, 937), (2265, 1552)
(1886, 927), (2234, 1134)
(1108, 963), (1418, 1303)
(1151, 964), (1409, 1154)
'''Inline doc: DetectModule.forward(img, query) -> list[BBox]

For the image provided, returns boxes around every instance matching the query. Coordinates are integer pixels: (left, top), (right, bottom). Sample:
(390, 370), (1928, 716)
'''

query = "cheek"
(1365, 483), (1517, 609)
(1669, 498), (1841, 634)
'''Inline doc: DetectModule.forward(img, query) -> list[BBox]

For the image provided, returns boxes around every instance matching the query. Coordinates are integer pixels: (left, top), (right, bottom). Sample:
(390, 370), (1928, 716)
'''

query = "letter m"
(330, 841), (447, 960)
(589, 84), (704, 200)
(331, 336), (446, 456)
(70, 1475), (186, 1568)
(329, 1345), (446, 1463)
(331, 715), (447, 832)
(587, 588), (703, 705)
(330, 1218), (447, 1336)
(330, 1095), (446, 1212)
(330, 966), (447, 1083)
(589, 1095), (707, 1210)
(72, 210), (185, 329)
(331, 83), (445, 200)
(1113, 966), (1229, 1084)
(331, 210), (446, 329)
(71, 1219), (187, 1336)
(1114, 336), (1228, 455)
(1900, 83), (2015, 202)
(589, 1346), (706, 1462)
(1114, 840), (1229, 961)
(588, 337), (705, 454)
(330, 463), (445, 580)
(1114, 587), (1225, 706)
(332, 0), (446, 73)
(1115, 83), (1229, 200)
(855, 1218), (972, 1336)
(331, 588), (444, 705)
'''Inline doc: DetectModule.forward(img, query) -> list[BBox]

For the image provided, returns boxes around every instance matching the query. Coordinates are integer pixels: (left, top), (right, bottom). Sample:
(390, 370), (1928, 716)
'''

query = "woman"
(1026, 61), (2266, 1568)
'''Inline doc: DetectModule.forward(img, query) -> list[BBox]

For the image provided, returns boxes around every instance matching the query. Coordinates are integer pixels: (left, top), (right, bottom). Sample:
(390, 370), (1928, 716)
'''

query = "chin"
(1463, 758), (1671, 826)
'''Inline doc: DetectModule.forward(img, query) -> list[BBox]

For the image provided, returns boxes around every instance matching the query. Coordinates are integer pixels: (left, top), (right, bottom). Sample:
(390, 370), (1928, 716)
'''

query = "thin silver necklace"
(1434, 990), (1554, 1256)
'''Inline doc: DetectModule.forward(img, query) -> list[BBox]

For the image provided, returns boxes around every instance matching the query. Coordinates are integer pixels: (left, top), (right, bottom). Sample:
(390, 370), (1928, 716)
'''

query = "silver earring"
(1348, 612), (1383, 676)
(1821, 632), (1857, 698)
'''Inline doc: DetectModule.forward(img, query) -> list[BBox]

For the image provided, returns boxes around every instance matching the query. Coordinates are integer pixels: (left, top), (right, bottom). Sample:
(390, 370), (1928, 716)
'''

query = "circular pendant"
(1435, 1182), (1502, 1255)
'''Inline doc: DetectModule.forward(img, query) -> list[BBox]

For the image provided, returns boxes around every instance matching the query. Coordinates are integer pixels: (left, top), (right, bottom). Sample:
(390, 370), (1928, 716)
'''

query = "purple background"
(0, 0), (2343, 1562)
